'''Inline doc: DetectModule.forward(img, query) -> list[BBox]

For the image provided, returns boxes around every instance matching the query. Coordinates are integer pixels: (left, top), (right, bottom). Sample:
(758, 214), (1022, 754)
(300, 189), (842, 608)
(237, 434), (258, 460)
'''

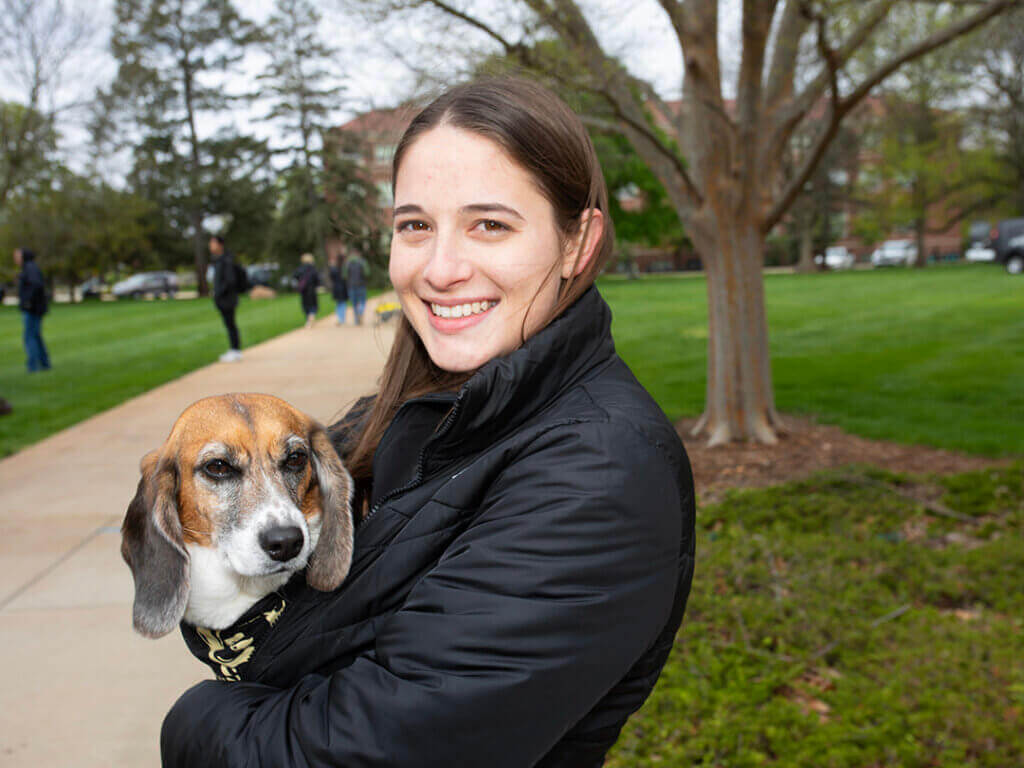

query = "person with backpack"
(344, 252), (369, 325)
(210, 235), (245, 362)
(294, 252), (320, 329)
(14, 247), (50, 372)
(328, 252), (349, 325)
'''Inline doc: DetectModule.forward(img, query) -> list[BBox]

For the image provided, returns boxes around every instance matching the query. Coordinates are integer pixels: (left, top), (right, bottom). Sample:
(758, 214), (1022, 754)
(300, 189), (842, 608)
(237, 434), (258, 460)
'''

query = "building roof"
(336, 105), (421, 135)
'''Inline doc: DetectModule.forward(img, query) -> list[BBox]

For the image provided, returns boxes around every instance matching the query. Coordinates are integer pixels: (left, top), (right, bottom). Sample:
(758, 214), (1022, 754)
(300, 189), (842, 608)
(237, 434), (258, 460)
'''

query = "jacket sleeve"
(160, 421), (688, 768)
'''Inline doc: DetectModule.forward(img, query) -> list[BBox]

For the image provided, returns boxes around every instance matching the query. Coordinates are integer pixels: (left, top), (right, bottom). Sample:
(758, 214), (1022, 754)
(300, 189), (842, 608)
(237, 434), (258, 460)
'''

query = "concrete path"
(0, 298), (397, 767)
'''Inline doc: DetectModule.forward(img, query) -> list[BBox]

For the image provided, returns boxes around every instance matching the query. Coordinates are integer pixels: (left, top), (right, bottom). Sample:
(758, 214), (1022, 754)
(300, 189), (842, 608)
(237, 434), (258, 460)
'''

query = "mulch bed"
(676, 413), (1012, 504)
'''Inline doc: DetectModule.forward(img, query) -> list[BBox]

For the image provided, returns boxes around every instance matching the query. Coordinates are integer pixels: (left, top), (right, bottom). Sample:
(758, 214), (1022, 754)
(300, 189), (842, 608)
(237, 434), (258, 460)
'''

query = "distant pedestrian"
(328, 253), (348, 325)
(344, 252), (369, 325)
(210, 236), (243, 362)
(14, 247), (50, 373)
(294, 253), (319, 329)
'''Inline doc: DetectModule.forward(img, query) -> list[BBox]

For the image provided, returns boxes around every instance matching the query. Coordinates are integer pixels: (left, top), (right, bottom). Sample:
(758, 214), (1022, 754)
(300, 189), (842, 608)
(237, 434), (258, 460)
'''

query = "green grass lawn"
(0, 294), (334, 457)
(601, 264), (1024, 456)
(606, 463), (1024, 768)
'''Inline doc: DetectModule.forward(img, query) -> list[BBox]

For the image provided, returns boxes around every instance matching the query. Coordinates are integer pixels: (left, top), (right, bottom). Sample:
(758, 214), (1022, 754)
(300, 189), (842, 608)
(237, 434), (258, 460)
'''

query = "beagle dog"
(121, 393), (353, 638)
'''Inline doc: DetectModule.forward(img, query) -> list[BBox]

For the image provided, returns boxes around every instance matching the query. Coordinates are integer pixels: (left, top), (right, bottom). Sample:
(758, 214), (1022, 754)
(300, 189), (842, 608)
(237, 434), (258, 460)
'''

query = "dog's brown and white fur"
(121, 393), (353, 638)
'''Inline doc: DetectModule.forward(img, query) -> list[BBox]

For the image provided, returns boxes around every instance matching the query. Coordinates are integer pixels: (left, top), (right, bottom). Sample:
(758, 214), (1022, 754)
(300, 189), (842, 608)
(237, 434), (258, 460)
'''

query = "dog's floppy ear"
(306, 425), (354, 591)
(120, 449), (190, 638)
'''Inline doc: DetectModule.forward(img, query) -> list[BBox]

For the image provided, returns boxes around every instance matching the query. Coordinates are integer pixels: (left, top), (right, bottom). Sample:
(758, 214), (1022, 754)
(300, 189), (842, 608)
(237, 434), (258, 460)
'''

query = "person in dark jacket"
(328, 252), (349, 325)
(210, 235), (242, 362)
(344, 251), (369, 325)
(161, 78), (695, 768)
(294, 252), (320, 329)
(14, 247), (50, 372)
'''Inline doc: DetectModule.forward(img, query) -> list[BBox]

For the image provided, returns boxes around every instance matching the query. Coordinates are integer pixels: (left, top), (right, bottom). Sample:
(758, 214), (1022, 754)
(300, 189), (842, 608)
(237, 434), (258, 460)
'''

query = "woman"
(328, 252), (349, 325)
(161, 78), (695, 767)
(294, 252), (320, 328)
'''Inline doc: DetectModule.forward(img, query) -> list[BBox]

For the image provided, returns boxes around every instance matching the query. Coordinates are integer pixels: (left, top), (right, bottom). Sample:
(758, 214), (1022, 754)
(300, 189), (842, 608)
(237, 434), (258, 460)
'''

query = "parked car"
(815, 245), (855, 270)
(870, 239), (917, 267)
(76, 276), (106, 300)
(112, 271), (178, 299)
(967, 220), (991, 248)
(964, 244), (996, 263)
(246, 262), (279, 287)
(990, 218), (1024, 275)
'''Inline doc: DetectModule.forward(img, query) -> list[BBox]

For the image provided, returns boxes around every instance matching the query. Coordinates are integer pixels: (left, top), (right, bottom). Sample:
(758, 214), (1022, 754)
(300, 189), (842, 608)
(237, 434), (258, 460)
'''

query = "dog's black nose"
(259, 526), (304, 562)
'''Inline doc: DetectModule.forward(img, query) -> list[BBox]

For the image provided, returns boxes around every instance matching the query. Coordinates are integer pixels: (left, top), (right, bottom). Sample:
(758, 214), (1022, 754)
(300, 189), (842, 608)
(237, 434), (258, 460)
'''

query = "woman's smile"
(425, 298), (499, 326)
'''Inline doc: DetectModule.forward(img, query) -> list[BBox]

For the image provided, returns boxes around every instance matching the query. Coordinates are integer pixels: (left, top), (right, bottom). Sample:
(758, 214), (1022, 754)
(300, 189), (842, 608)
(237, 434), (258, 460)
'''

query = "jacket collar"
(426, 286), (615, 466)
(368, 286), (615, 513)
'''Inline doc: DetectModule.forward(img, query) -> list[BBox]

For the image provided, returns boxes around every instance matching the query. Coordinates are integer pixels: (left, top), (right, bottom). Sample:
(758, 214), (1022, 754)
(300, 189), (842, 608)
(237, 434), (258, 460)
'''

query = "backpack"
(233, 261), (250, 292)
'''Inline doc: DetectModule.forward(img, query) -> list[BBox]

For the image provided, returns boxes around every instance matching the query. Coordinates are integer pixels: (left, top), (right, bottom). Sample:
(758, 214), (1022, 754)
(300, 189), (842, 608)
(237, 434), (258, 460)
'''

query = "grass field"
(2, 265), (1020, 458)
(606, 463), (1024, 767)
(0, 294), (333, 457)
(601, 264), (1024, 456)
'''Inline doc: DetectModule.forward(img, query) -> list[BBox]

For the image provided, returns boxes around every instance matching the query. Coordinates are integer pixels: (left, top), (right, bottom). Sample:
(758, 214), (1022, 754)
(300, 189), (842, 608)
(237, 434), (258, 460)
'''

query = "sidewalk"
(0, 298), (397, 767)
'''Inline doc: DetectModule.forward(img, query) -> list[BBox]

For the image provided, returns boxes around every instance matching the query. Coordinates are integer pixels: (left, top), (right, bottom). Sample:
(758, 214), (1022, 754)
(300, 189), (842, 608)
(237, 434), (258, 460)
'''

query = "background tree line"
(0, 0), (384, 294)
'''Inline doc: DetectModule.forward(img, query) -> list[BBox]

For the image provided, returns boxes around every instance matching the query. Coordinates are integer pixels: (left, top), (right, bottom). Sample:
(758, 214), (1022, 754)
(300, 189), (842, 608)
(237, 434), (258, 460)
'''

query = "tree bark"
(689, 201), (781, 446)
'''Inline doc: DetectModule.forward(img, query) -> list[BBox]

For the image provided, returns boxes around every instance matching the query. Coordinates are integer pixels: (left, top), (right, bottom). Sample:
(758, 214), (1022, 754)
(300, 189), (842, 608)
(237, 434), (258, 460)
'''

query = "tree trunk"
(191, 208), (207, 295)
(690, 209), (781, 446)
(796, 208), (816, 273)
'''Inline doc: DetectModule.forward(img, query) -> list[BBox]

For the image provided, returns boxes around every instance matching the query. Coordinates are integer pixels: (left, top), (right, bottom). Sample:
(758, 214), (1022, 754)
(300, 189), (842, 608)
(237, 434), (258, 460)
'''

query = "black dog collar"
(180, 587), (292, 682)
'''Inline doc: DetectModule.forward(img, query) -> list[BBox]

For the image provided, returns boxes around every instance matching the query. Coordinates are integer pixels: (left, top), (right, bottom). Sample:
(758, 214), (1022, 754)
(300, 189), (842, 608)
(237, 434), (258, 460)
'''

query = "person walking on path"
(210, 236), (243, 362)
(14, 247), (50, 373)
(344, 252), (369, 325)
(328, 252), (348, 325)
(294, 253), (320, 329)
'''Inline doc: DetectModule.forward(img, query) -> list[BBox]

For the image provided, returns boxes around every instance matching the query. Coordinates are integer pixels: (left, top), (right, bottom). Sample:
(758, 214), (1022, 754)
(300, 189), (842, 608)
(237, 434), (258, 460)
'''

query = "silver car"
(112, 271), (179, 299)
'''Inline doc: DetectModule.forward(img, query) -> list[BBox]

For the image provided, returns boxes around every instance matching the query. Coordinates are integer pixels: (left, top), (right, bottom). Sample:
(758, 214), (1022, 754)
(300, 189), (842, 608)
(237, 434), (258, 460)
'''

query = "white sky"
(0, 0), (744, 176)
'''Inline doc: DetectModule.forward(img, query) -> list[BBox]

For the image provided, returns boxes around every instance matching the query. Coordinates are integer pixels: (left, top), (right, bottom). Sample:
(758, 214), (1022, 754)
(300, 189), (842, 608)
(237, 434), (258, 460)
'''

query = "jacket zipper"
(359, 393), (465, 527)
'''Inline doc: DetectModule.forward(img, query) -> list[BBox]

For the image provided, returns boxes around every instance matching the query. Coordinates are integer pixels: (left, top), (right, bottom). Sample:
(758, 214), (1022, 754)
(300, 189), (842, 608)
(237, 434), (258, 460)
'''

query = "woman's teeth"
(430, 300), (495, 319)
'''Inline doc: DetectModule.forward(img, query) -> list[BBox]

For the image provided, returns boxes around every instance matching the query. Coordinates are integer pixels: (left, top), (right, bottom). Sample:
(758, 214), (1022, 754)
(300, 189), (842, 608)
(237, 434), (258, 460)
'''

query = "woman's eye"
(284, 451), (308, 471)
(203, 459), (234, 479)
(397, 220), (430, 234)
(477, 219), (509, 233)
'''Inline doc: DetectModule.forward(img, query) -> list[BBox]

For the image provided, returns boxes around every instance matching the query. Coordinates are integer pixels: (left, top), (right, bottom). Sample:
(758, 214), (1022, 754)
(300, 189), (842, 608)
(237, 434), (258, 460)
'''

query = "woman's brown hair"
(345, 77), (615, 505)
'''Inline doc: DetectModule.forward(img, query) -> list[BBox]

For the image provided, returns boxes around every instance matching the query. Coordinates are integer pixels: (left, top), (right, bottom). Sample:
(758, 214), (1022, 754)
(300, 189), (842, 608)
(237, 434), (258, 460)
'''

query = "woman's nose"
(422, 234), (473, 290)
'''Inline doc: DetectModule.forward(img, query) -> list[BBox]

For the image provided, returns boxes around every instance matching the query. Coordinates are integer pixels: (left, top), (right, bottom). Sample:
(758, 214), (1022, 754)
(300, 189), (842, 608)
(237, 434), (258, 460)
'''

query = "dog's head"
(121, 393), (354, 638)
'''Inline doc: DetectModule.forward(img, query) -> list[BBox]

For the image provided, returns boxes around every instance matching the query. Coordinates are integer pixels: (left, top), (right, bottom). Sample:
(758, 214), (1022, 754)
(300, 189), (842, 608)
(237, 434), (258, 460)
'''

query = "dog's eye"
(203, 459), (235, 479)
(284, 451), (308, 472)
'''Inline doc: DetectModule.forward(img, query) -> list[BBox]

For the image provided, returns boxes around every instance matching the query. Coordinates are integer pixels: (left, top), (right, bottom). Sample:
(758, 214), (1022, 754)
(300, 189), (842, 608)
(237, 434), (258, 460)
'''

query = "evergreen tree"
(100, 0), (263, 294)
(260, 0), (378, 268)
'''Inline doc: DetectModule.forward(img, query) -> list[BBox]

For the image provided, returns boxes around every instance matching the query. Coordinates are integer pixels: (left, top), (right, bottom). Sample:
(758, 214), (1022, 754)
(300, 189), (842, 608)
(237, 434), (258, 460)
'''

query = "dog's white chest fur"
(183, 544), (295, 629)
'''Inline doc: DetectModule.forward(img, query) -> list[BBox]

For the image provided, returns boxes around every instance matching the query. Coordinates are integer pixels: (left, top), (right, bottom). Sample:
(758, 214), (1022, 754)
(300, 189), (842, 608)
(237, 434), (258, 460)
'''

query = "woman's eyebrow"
(392, 204), (424, 219)
(460, 203), (525, 221)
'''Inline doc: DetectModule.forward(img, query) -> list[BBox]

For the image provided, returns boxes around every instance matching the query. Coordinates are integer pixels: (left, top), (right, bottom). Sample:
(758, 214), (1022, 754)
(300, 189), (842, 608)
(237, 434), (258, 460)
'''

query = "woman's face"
(390, 125), (573, 373)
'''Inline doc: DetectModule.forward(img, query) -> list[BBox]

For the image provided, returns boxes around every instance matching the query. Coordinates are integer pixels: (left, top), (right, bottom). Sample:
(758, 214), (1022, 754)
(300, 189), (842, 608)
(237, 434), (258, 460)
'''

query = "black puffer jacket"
(161, 287), (696, 767)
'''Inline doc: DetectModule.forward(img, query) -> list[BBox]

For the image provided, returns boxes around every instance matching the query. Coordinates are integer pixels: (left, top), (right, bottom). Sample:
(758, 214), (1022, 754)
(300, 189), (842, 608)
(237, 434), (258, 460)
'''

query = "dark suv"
(991, 218), (1024, 275)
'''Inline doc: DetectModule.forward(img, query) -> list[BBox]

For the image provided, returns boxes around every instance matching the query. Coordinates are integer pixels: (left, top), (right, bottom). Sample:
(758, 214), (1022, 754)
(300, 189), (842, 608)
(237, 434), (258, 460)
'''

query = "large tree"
(0, 0), (92, 207)
(101, 0), (262, 294)
(972, 4), (1024, 215)
(358, 0), (1020, 444)
(0, 167), (156, 289)
(259, 0), (346, 262)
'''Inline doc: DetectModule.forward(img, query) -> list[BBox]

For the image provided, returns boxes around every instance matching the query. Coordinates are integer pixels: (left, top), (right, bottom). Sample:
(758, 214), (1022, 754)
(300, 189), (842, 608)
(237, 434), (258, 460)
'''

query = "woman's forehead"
(394, 125), (540, 205)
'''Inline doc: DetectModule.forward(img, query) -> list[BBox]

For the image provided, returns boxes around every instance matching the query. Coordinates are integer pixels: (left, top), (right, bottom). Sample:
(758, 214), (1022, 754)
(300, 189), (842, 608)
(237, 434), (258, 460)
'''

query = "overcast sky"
(0, 0), (747, 175)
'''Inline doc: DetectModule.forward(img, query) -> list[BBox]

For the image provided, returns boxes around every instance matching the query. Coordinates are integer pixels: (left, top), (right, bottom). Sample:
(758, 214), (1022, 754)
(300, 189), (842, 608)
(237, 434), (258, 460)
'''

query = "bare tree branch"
(765, 0), (1019, 232)
(764, 0), (811, 106)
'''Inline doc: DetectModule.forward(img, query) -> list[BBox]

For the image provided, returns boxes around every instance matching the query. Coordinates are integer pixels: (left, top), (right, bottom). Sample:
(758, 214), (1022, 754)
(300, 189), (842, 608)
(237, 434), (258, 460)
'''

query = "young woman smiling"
(161, 78), (695, 768)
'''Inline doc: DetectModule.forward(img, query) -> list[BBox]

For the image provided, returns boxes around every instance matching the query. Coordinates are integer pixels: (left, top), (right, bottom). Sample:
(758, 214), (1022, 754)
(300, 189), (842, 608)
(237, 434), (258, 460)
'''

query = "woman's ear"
(561, 208), (605, 280)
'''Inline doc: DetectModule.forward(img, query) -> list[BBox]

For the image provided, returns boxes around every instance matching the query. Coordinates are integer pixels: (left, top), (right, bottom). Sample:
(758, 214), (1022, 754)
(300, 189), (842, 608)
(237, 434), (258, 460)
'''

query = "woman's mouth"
(424, 299), (498, 332)
(429, 300), (497, 319)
